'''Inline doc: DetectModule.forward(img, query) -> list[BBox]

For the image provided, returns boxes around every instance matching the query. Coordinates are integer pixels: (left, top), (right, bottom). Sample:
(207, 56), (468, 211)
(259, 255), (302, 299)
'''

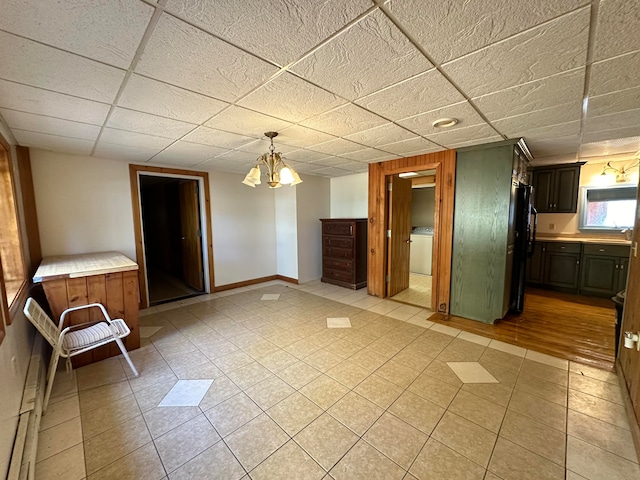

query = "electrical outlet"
(549, 223), (555, 230)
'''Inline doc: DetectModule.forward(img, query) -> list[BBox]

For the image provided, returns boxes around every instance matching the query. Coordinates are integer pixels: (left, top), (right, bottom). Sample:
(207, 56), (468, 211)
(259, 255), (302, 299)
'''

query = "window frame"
(578, 183), (638, 232)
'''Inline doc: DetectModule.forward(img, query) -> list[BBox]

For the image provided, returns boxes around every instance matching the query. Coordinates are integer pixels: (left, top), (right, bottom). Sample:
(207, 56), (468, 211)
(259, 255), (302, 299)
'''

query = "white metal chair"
(23, 298), (139, 412)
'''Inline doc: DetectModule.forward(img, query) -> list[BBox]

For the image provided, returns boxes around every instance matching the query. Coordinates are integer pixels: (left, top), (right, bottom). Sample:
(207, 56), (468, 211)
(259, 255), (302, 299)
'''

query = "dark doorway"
(140, 175), (205, 305)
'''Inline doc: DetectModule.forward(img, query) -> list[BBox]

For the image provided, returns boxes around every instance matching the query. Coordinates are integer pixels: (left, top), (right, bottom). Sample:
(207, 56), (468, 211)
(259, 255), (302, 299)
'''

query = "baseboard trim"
(213, 275), (298, 292)
(616, 359), (640, 462)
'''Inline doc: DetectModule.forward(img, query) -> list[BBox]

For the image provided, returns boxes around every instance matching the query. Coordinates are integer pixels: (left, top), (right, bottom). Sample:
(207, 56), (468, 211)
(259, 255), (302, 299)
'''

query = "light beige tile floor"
(390, 273), (432, 309)
(35, 280), (640, 480)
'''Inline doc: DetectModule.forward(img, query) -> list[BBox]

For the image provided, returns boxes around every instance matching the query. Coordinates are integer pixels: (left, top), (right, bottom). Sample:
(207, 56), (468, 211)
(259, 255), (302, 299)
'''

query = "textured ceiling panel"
(587, 86), (640, 118)
(94, 142), (161, 162)
(388, 0), (588, 63)
(307, 156), (354, 168)
(151, 141), (228, 165)
(0, 109), (101, 141)
(584, 109), (640, 133)
(340, 148), (399, 162)
(516, 120), (581, 142)
(593, 0), (640, 61)
(344, 123), (417, 147)
(339, 162), (369, 172)
(492, 102), (583, 136)
(281, 149), (330, 163)
(118, 75), (229, 124)
(300, 104), (388, 137)
(0, 79), (110, 125)
(378, 137), (440, 156)
(473, 69), (585, 121)
(107, 108), (196, 139)
(292, 9), (432, 100)
(583, 126), (640, 146)
(354, 69), (466, 121)
(12, 129), (94, 155)
(311, 166), (354, 177)
(165, 0), (372, 66)
(182, 126), (257, 149)
(0, 0), (153, 68)
(136, 14), (279, 101)
(426, 124), (499, 148)
(589, 51), (640, 97)
(307, 138), (366, 156)
(236, 138), (297, 156)
(100, 128), (175, 149)
(580, 137), (640, 158)
(526, 134), (581, 157)
(443, 7), (590, 98)
(398, 102), (486, 137)
(238, 73), (346, 123)
(204, 107), (293, 137)
(276, 125), (336, 148)
(448, 135), (504, 149)
(0, 31), (125, 104)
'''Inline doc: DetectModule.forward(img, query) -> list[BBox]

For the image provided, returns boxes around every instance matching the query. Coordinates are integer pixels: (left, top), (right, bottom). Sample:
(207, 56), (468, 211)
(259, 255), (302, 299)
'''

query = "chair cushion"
(62, 322), (116, 351)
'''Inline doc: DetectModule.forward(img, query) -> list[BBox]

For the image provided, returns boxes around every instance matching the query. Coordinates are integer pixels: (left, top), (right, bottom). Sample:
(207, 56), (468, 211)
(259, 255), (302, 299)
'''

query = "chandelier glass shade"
(600, 160), (640, 183)
(242, 132), (302, 188)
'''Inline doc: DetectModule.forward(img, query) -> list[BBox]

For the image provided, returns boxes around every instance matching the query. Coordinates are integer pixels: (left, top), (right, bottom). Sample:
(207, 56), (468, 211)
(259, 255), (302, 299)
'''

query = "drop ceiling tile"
(236, 138), (298, 156)
(340, 162), (369, 172)
(311, 167), (352, 177)
(590, 51), (640, 96)
(281, 149), (330, 163)
(0, 31), (125, 103)
(205, 150), (256, 164)
(397, 102), (486, 137)
(580, 137), (640, 158)
(165, 0), (371, 66)
(515, 120), (581, 142)
(12, 129), (94, 155)
(205, 106), (293, 137)
(307, 156), (353, 167)
(198, 156), (250, 172)
(0, 79), (110, 125)
(238, 73), (346, 123)
(107, 108), (196, 139)
(152, 141), (228, 165)
(0, 0), (153, 68)
(378, 137), (439, 156)
(340, 148), (399, 163)
(136, 13), (278, 102)
(448, 136), (503, 150)
(355, 69), (466, 121)
(593, 0), (640, 61)
(388, 0), (588, 63)
(292, 9), (432, 100)
(344, 123), (416, 147)
(0, 109), (101, 140)
(587, 86), (640, 118)
(473, 69), (585, 121)
(183, 126), (257, 149)
(100, 128), (175, 149)
(492, 102), (583, 137)
(582, 126), (640, 146)
(426, 123), (499, 148)
(442, 7), (590, 98)
(118, 74), (229, 124)
(307, 138), (365, 156)
(584, 109), (640, 133)
(300, 104), (388, 137)
(94, 142), (161, 162)
(526, 135), (581, 157)
(277, 125), (336, 148)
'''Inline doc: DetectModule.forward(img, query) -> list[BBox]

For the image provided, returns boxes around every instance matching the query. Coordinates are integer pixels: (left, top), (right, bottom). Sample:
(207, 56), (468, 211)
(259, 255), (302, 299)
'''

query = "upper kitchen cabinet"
(450, 139), (532, 324)
(531, 163), (585, 213)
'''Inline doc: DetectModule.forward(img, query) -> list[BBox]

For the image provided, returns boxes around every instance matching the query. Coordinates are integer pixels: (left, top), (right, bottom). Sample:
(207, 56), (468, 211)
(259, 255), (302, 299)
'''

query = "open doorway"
(140, 176), (205, 305)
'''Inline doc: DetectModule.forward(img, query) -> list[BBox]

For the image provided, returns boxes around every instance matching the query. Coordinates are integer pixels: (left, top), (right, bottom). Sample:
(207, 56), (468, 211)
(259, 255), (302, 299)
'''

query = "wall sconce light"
(601, 160), (640, 183)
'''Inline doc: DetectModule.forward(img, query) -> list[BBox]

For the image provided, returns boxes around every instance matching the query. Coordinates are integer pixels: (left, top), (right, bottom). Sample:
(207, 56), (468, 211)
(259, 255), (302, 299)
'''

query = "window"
(0, 138), (27, 330)
(579, 185), (638, 231)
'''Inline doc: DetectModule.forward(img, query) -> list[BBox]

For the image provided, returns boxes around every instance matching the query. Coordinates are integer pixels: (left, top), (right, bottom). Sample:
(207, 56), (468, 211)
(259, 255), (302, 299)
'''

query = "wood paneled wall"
(368, 150), (456, 312)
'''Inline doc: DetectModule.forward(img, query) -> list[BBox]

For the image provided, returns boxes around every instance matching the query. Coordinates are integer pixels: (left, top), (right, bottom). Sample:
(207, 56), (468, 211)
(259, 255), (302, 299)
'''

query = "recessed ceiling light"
(432, 118), (459, 129)
(399, 172), (418, 177)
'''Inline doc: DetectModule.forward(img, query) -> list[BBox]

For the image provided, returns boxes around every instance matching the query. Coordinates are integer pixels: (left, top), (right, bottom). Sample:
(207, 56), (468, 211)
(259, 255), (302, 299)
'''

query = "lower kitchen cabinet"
(543, 242), (581, 291)
(580, 244), (630, 296)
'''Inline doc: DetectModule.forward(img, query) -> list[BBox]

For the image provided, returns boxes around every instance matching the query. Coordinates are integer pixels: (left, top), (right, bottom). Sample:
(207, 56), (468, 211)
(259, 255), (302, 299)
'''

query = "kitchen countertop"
(33, 251), (138, 283)
(536, 234), (631, 246)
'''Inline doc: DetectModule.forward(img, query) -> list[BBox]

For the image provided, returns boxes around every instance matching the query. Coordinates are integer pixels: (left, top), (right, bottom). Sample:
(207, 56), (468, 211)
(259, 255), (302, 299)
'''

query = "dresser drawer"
(545, 242), (581, 254)
(323, 258), (353, 272)
(583, 244), (630, 257)
(323, 236), (354, 249)
(322, 268), (354, 283)
(323, 246), (354, 259)
(322, 222), (354, 236)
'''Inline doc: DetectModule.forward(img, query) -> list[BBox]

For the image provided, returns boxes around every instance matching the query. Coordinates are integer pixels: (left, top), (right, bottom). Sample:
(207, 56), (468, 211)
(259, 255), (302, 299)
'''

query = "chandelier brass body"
(242, 132), (302, 188)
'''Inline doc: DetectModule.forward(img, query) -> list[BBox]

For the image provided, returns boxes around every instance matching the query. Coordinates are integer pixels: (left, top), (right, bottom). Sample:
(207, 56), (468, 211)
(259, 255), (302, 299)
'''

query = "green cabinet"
(531, 163), (584, 213)
(526, 242), (545, 284)
(543, 243), (581, 291)
(580, 244), (630, 296)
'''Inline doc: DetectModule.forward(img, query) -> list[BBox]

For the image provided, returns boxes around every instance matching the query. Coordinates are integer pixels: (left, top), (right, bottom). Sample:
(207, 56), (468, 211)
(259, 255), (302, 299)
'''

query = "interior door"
(619, 186), (640, 423)
(387, 175), (412, 297)
(179, 180), (204, 291)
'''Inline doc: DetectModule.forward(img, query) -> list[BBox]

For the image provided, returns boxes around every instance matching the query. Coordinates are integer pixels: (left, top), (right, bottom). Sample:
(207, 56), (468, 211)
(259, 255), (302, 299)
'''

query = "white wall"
(274, 187), (298, 279)
(30, 150), (136, 259)
(330, 172), (368, 218)
(296, 175), (330, 283)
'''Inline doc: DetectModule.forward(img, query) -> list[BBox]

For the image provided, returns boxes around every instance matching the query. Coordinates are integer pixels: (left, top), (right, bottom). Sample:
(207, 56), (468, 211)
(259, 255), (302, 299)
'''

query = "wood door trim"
(129, 164), (215, 309)
(368, 150), (456, 312)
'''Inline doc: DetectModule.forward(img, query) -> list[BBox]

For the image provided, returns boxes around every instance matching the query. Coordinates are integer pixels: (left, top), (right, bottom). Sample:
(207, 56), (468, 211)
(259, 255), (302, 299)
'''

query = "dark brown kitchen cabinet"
(531, 163), (584, 213)
(526, 242), (545, 284)
(580, 244), (631, 296)
(321, 218), (367, 289)
(543, 242), (581, 291)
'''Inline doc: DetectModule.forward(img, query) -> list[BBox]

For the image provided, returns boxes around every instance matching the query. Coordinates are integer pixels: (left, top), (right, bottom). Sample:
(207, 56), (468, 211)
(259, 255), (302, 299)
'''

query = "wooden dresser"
(321, 218), (368, 290)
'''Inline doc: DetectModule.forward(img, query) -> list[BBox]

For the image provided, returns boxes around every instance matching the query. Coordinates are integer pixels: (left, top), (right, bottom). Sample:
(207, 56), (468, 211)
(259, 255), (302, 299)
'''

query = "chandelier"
(601, 160), (640, 183)
(242, 132), (302, 188)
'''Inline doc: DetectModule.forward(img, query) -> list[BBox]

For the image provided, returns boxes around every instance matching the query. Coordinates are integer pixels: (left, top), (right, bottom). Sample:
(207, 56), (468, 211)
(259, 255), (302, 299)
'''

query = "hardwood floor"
(431, 288), (616, 370)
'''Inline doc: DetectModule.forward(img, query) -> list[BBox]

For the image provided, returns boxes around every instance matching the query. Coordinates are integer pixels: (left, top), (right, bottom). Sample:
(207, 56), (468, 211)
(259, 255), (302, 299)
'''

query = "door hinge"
(386, 229), (392, 238)
(197, 229), (202, 237)
(385, 275), (390, 283)
(387, 182), (392, 191)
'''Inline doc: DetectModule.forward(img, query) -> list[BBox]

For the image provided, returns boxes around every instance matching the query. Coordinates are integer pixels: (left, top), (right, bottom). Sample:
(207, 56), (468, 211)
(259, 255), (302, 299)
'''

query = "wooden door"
(387, 175), (412, 297)
(179, 180), (204, 291)
(619, 186), (640, 422)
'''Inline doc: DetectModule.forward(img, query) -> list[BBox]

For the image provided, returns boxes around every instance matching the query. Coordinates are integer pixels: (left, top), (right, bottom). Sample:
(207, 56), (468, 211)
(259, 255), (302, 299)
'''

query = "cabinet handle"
(621, 264), (625, 270)
(616, 264), (619, 269)
(598, 249), (605, 252)
(349, 225), (353, 235)
(577, 260), (579, 265)
(560, 246), (566, 249)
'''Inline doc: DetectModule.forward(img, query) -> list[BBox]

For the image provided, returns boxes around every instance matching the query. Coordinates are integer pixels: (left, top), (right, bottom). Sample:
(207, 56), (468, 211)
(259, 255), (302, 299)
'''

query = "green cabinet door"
(554, 166), (581, 213)
(526, 242), (545, 284)
(580, 255), (619, 295)
(618, 257), (630, 292)
(532, 170), (554, 213)
(544, 252), (580, 291)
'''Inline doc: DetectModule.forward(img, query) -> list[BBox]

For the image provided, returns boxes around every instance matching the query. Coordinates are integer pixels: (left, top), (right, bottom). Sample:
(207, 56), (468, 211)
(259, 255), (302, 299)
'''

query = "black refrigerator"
(510, 184), (537, 314)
